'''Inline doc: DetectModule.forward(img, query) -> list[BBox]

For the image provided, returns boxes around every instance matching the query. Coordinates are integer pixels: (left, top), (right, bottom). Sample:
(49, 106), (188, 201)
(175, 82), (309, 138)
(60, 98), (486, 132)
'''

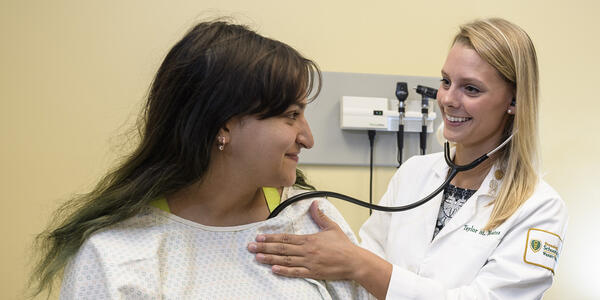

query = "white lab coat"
(360, 151), (568, 300)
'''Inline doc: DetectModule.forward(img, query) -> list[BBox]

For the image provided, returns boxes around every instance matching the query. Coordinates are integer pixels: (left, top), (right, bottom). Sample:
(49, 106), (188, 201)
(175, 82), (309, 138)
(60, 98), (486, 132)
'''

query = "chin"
(443, 133), (457, 143)
(443, 130), (464, 144)
(268, 175), (295, 188)
(282, 172), (297, 187)
(283, 177), (296, 187)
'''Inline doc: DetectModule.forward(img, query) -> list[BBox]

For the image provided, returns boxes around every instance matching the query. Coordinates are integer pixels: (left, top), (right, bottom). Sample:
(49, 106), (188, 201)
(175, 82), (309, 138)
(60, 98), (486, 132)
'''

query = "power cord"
(367, 130), (376, 215)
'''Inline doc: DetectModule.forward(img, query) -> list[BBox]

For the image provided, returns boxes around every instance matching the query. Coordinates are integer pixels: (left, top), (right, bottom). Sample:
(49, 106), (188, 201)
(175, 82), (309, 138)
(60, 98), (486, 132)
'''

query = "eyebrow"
(291, 102), (307, 110)
(441, 70), (485, 86)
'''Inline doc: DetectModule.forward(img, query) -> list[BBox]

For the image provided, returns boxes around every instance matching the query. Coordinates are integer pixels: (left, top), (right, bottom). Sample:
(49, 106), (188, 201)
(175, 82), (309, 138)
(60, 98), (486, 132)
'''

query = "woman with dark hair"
(29, 21), (368, 299)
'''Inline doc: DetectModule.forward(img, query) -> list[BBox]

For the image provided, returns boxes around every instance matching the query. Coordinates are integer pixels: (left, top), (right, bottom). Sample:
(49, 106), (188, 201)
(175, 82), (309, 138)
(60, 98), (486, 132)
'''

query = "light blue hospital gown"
(60, 188), (370, 299)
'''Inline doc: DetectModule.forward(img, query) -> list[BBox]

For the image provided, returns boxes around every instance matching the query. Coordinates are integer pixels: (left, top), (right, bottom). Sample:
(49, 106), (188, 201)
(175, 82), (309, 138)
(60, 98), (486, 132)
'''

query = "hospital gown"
(60, 188), (370, 299)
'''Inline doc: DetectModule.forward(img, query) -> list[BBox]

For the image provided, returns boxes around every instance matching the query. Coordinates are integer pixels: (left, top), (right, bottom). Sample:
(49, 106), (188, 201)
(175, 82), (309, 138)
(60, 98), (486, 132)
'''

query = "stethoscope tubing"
(268, 143), (486, 219)
(267, 133), (514, 220)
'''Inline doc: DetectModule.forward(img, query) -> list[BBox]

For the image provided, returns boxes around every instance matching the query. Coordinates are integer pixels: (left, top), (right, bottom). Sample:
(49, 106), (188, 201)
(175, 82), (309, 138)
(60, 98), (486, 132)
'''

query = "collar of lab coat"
(429, 147), (504, 241)
(432, 146), (504, 199)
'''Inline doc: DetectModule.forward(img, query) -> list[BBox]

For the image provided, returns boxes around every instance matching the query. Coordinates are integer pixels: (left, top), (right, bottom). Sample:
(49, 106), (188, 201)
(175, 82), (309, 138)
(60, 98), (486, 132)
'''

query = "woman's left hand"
(247, 201), (362, 281)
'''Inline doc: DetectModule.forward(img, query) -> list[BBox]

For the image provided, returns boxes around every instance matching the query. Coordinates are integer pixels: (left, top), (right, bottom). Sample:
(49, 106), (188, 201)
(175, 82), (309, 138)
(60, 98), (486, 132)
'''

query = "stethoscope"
(267, 133), (515, 219)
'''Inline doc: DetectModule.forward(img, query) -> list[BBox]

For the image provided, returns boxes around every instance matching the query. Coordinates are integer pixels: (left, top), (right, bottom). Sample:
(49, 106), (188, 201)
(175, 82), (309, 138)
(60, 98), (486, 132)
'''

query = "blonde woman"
(249, 18), (567, 299)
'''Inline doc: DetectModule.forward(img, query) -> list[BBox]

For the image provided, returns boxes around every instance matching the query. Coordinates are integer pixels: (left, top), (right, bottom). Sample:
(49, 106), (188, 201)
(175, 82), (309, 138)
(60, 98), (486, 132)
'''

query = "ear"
(216, 125), (231, 145)
(506, 87), (516, 115)
(507, 97), (516, 115)
(217, 116), (242, 145)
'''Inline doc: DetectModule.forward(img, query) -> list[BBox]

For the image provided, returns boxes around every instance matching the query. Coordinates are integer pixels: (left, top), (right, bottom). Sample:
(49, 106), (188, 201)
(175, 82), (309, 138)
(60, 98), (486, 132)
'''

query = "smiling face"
(226, 100), (314, 187)
(437, 42), (515, 154)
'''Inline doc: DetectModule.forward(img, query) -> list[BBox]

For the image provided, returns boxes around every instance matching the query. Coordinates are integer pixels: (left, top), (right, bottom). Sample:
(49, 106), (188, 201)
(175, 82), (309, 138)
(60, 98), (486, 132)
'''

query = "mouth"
(445, 114), (472, 124)
(285, 153), (299, 162)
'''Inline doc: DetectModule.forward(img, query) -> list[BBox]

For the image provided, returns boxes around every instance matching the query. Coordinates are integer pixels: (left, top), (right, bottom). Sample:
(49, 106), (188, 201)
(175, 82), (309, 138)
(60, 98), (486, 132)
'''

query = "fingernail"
(256, 235), (265, 242)
(272, 265), (281, 273)
(248, 243), (257, 251)
(256, 253), (265, 261)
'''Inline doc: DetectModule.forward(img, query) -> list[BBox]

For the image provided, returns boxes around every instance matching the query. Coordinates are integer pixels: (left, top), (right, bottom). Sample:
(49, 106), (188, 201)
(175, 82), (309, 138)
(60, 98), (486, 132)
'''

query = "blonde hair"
(453, 18), (540, 230)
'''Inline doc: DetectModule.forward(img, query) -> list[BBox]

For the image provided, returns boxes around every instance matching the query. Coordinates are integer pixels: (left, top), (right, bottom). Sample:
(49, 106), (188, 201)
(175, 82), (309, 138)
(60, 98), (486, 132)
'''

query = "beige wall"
(2, 0), (598, 299)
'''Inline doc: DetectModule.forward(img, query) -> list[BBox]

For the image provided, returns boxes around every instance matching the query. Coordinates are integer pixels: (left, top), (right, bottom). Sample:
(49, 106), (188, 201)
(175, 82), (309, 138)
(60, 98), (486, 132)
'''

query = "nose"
(437, 85), (459, 110)
(297, 116), (314, 149)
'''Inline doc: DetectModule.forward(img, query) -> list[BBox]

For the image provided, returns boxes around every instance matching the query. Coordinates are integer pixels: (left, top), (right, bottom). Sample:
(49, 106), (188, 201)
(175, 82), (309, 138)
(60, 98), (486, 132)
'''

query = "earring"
(217, 136), (226, 151)
(507, 108), (513, 114)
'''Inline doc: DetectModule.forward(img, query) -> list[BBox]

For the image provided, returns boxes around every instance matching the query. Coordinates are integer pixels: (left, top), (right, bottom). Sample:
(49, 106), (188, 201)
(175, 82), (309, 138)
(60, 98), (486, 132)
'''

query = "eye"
(440, 78), (450, 89)
(464, 85), (481, 95)
(285, 110), (300, 120)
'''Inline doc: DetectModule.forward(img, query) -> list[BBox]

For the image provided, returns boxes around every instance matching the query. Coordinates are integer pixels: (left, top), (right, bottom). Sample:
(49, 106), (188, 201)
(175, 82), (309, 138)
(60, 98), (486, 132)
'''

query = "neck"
(450, 144), (498, 190)
(166, 163), (270, 226)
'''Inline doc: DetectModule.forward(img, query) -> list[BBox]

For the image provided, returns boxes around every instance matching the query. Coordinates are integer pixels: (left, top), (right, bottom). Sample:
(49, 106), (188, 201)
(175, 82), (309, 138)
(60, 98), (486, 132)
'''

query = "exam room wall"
(2, 1), (598, 299)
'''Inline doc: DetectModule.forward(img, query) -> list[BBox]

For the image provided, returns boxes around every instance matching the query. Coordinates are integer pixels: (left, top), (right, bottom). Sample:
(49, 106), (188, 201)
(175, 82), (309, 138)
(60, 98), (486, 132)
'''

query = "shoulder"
(281, 187), (359, 242)
(78, 208), (171, 264)
(498, 179), (568, 256)
(282, 187), (344, 218)
(490, 179), (568, 276)
(62, 208), (170, 298)
(281, 187), (343, 222)
(398, 152), (444, 177)
(515, 179), (568, 229)
(401, 151), (444, 170)
(387, 152), (445, 189)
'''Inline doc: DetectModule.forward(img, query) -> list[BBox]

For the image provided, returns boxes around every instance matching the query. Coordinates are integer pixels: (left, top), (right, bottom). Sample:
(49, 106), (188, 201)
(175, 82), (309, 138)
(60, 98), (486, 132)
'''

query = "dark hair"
(29, 20), (321, 298)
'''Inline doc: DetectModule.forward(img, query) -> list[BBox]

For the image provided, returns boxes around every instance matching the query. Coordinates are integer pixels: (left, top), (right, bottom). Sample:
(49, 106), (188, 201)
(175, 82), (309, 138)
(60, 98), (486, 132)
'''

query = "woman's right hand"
(247, 201), (392, 299)
(248, 201), (360, 280)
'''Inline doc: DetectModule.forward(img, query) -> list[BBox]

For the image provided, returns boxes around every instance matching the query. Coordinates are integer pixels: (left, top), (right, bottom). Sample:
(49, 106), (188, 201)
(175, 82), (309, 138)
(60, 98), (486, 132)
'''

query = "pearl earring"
(507, 108), (513, 114)
(217, 136), (225, 151)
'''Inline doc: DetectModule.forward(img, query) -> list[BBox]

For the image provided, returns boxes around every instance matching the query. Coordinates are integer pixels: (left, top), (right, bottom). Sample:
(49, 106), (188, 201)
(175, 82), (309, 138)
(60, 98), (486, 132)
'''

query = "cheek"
(436, 98), (444, 112)
(467, 102), (506, 132)
(483, 100), (507, 118)
(436, 90), (446, 109)
(252, 133), (293, 167)
(272, 128), (297, 149)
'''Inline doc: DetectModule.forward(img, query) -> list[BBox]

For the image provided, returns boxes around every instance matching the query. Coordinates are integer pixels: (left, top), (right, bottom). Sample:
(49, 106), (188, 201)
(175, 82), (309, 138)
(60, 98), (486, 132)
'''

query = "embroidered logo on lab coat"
(530, 239), (541, 252)
(524, 228), (562, 273)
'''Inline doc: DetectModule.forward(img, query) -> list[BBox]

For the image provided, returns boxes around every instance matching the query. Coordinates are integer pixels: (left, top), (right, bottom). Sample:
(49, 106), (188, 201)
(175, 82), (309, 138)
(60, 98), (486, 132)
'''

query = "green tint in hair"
(294, 168), (316, 191)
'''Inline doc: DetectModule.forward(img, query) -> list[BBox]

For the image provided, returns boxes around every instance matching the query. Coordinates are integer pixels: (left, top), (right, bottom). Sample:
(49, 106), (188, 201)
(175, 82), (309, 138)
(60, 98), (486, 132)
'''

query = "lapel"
(419, 153), (451, 244)
(403, 153), (448, 261)
(431, 150), (503, 243)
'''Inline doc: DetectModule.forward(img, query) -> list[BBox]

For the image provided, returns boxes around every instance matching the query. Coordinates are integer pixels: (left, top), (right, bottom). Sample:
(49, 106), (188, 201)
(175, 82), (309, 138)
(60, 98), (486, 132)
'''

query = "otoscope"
(415, 85), (438, 155)
(395, 82), (409, 166)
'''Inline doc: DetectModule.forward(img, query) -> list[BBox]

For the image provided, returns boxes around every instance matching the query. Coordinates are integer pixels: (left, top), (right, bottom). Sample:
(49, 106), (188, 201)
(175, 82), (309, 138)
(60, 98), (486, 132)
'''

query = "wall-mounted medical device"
(340, 92), (438, 209)
(395, 82), (408, 165)
(415, 85), (438, 155)
(340, 96), (436, 132)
